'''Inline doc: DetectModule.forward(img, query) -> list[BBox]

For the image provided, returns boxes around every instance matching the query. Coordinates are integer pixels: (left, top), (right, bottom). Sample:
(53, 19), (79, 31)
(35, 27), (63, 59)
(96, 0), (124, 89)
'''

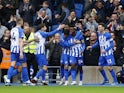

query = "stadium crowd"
(0, 0), (124, 85)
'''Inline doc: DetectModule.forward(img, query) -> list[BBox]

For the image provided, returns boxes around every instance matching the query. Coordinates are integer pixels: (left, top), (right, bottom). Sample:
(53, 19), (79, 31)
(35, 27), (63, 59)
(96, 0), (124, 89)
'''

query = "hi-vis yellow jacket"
(23, 32), (36, 54)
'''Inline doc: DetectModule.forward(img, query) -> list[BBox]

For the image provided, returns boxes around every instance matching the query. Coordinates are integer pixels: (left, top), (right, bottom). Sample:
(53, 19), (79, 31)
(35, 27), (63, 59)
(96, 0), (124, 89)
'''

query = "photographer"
(116, 64), (124, 84)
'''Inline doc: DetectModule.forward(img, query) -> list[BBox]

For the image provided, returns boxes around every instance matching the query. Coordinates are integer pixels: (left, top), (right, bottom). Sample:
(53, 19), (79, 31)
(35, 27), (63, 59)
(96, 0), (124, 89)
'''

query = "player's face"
(70, 27), (76, 35)
(20, 20), (24, 27)
(43, 26), (47, 31)
(98, 25), (104, 32)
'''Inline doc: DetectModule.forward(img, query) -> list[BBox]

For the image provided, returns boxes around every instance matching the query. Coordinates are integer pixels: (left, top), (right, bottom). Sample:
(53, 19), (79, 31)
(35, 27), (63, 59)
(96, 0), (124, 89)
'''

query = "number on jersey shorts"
(70, 56), (84, 66)
(35, 54), (48, 67)
(98, 55), (115, 66)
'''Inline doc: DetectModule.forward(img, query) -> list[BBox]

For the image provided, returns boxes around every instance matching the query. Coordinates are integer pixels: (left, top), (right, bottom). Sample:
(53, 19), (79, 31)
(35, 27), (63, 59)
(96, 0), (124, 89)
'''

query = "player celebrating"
(69, 25), (85, 85)
(87, 23), (118, 85)
(4, 18), (34, 86)
(31, 24), (65, 85)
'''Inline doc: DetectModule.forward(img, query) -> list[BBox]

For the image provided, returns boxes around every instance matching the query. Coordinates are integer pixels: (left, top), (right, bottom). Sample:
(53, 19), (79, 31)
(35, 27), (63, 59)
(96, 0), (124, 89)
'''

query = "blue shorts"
(70, 56), (84, 66)
(35, 54), (48, 67)
(99, 55), (115, 66)
(60, 54), (70, 65)
(11, 52), (26, 63)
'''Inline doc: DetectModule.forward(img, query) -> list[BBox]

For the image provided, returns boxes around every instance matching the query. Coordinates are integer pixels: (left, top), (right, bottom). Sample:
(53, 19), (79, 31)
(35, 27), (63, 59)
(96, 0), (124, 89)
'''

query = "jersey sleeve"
(105, 33), (114, 51)
(91, 41), (99, 48)
(41, 29), (59, 38)
(75, 30), (82, 40)
(81, 39), (85, 52)
(18, 28), (24, 38)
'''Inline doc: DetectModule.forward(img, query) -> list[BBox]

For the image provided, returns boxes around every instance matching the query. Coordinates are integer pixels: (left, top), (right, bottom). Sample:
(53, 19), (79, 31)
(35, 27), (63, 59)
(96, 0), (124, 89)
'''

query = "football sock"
(109, 69), (118, 82)
(41, 69), (46, 81)
(7, 66), (14, 80)
(68, 69), (71, 77)
(22, 67), (29, 82)
(80, 70), (83, 81)
(36, 69), (46, 79)
(71, 68), (76, 81)
(12, 69), (18, 76)
(60, 66), (64, 78)
(100, 69), (108, 81)
(64, 69), (68, 81)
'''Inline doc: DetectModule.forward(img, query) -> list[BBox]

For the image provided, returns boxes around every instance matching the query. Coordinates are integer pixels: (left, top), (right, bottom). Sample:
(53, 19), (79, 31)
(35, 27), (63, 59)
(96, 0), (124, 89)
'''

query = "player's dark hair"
(63, 29), (70, 36)
(38, 23), (46, 29)
(99, 23), (105, 28)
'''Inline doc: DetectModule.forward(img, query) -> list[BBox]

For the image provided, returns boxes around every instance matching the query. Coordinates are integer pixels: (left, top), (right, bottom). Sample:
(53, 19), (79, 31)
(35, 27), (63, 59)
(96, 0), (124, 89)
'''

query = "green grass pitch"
(0, 86), (124, 93)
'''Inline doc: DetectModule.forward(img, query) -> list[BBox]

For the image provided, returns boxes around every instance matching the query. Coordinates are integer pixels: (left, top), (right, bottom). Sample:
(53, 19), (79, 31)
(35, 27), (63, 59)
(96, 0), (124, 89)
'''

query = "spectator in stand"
(64, 10), (79, 26)
(19, 0), (35, 26)
(84, 32), (100, 66)
(85, 16), (98, 32)
(4, 0), (17, 22)
(104, 0), (121, 19)
(39, 1), (52, 21)
(53, 2), (70, 25)
(31, 0), (47, 11)
(94, 1), (106, 23)
(107, 13), (120, 32)
(118, 5), (124, 25)
(0, 20), (7, 39)
(110, 32), (120, 64)
(0, 0), (6, 24)
(6, 15), (16, 30)
(0, 30), (10, 83)
(34, 9), (51, 32)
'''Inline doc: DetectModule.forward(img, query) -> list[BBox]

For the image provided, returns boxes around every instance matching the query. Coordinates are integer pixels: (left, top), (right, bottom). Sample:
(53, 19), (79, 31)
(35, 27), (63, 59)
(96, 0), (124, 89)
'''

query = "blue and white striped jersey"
(69, 30), (85, 57)
(35, 29), (59, 54)
(11, 27), (24, 53)
(98, 32), (114, 56)
(34, 31), (46, 54)
(60, 34), (73, 55)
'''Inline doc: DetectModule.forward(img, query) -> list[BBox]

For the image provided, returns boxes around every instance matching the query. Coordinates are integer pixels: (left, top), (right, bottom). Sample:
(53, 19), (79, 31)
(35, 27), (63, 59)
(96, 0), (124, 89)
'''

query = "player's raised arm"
(41, 24), (65, 38)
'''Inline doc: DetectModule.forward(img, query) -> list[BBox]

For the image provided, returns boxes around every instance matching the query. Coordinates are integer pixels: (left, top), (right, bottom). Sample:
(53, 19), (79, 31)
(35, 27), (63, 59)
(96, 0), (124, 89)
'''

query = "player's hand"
(23, 41), (29, 46)
(57, 24), (65, 30)
(101, 50), (106, 54)
(80, 52), (83, 55)
(29, 5), (32, 9)
(34, 37), (39, 42)
(37, 12), (42, 18)
(86, 46), (92, 50)
(75, 23), (83, 30)
(68, 16), (72, 22)
(19, 52), (23, 59)
(74, 40), (81, 44)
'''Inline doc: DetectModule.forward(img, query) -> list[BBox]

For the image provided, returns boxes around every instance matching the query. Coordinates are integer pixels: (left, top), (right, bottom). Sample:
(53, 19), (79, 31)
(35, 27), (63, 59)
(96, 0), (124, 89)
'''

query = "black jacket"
(84, 40), (100, 66)
(45, 40), (62, 66)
